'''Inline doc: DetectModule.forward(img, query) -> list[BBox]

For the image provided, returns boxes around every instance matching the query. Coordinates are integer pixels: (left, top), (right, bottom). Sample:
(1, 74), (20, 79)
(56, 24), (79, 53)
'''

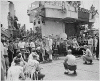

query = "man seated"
(28, 48), (39, 61)
(82, 45), (93, 64)
(63, 49), (77, 74)
(11, 51), (25, 67)
(27, 53), (45, 80)
(7, 58), (25, 81)
(36, 47), (43, 62)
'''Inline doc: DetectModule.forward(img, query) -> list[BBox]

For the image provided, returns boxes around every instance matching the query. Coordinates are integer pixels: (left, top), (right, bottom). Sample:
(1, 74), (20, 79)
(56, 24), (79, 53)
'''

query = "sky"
(13, 0), (34, 30)
(11, 0), (99, 30)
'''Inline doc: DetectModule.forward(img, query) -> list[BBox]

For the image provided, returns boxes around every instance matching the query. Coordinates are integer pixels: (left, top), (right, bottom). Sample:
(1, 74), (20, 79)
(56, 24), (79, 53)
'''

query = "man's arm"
(76, 41), (79, 47)
(64, 56), (68, 64)
(21, 56), (24, 61)
(19, 68), (25, 80)
(20, 72), (25, 80)
(85, 49), (89, 56)
(36, 62), (43, 72)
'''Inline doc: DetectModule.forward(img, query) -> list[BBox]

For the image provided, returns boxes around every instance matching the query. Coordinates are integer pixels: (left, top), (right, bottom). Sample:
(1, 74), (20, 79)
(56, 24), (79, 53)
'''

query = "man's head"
(94, 36), (97, 39)
(49, 34), (52, 38)
(22, 38), (25, 42)
(14, 58), (21, 65)
(9, 40), (13, 44)
(68, 49), (72, 55)
(17, 53), (22, 58)
(15, 38), (18, 43)
(16, 50), (21, 55)
(32, 48), (36, 52)
(73, 38), (76, 41)
(61, 38), (63, 40)
(88, 35), (92, 39)
(3, 42), (7, 47)
(6, 40), (9, 43)
(32, 53), (37, 60)
(8, 12), (10, 15)
(84, 45), (88, 50)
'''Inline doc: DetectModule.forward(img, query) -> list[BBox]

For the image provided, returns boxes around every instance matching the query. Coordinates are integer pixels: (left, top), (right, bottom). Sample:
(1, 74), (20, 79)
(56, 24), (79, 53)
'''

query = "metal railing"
(1, 27), (10, 38)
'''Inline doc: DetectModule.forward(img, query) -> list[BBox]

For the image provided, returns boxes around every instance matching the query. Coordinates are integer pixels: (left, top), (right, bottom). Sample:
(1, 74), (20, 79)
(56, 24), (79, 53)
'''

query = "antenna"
(82, 1), (84, 8)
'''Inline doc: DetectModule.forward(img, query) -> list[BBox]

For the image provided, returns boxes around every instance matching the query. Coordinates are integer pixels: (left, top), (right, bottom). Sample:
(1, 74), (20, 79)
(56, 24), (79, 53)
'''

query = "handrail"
(1, 27), (10, 37)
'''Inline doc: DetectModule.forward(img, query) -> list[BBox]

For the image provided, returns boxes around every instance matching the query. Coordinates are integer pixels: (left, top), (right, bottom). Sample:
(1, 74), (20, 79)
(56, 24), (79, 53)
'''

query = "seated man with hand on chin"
(63, 49), (77, 74)
(11, 50), (26, 67)
(27, 53), (45, 80)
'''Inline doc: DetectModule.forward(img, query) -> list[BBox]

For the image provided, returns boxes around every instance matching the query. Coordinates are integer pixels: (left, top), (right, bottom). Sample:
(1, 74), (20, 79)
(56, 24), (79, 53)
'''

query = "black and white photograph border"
(0, 0), (100, 81)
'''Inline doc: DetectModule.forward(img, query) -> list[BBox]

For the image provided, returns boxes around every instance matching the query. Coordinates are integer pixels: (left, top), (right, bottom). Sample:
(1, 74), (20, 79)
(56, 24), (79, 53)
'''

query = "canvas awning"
(60, 33), (67, 40)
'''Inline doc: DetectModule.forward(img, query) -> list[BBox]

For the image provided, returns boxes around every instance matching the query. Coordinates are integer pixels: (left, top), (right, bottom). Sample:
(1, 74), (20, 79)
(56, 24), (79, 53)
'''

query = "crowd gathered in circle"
(1, 34), (99, 81)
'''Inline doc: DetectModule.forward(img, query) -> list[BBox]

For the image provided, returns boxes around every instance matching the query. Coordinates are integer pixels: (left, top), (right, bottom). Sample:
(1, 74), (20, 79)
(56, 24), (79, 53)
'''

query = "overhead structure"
(27, 1), (98, 37)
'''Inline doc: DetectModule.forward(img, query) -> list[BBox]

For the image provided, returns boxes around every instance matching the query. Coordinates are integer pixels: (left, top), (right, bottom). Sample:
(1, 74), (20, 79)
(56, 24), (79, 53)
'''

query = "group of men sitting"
(7, 48), (45, 80)
(6, 43), (94, 80)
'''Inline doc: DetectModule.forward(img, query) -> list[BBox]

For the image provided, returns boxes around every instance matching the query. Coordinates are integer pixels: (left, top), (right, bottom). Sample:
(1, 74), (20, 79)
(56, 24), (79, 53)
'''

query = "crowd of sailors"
(1, 34), (99, 81)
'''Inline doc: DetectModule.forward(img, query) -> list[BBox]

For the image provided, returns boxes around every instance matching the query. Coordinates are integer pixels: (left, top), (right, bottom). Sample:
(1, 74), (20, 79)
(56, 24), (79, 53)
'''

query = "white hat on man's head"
(32, 52), (37, 57)
(84, 45), (88, 48)
(68, 49), (72, 53)
(88, 35), (92, 38)
(36, 47), (41, 50)
(32, 48), (36, 51)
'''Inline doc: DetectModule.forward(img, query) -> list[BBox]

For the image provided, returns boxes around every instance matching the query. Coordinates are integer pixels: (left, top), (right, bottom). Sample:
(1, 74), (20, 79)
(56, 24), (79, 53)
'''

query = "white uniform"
(94, 38), (98, 51)
(65, 55), (76, 65)
(30, 42), (35, 48)
(29, 52), (39, 60)
(7, 66), (23, 81)
(48, 38), (53, 60)
(49, 39), (53, 50)
(83, 48), (93, 61)
(27, 59), (39, 77)
(18, 42), (25, 49)
(88, 38), (93, 54)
